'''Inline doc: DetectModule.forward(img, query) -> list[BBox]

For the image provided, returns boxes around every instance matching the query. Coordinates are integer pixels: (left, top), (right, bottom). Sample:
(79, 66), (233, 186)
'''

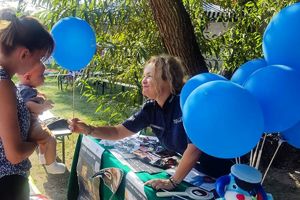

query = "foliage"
(184, 0), (299, 77)
(30, 0), (298, 121)
(32, 0), (162, 124)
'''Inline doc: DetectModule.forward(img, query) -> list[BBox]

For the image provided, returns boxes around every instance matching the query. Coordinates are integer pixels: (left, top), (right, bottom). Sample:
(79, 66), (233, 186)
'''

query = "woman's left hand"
(144, 178), (175, 190)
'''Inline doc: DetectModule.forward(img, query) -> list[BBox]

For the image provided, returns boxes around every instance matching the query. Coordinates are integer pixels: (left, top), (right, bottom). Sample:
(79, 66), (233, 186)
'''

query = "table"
(67, 135), (216, 200)
(51, 129), (72, 163)
(57, 73), (73, 91)
(39, 111), (72, 163)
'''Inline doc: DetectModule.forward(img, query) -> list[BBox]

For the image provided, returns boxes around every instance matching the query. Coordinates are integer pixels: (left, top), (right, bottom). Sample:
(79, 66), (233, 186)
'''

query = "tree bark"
(148, 0), (208, 76)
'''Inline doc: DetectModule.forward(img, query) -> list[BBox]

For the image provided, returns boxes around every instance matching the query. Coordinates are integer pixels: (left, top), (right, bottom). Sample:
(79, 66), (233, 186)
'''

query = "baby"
(17, 65), (66, 174)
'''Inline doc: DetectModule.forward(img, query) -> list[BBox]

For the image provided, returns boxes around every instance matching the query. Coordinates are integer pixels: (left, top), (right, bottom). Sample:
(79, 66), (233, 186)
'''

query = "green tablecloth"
(67, 135), (189, 200)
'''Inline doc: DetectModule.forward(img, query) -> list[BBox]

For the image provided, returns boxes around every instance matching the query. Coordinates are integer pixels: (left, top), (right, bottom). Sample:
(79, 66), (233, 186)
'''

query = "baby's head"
(17, 64), (45, 87)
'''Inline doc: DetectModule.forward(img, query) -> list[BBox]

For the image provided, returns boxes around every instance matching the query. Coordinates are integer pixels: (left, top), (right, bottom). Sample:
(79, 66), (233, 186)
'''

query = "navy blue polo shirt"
(123, 95), (188, 154)
(123, 95), (233, 178)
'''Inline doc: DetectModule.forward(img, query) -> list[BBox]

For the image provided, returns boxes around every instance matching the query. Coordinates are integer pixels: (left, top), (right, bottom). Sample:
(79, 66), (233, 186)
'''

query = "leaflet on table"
(100, 134), (178, 173)
(99, 133), (159, 153)
(108, 135), (179, 174)
(109, 149), (137, 171)
(165, 168), (216, 192)
(109, 149), (164, 174)
(124, 171), (147, 200)
(77, 136), (105, 200)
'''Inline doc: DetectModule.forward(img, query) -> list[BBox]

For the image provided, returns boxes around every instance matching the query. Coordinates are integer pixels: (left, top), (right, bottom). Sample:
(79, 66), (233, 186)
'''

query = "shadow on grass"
(42, 164), (71, 200)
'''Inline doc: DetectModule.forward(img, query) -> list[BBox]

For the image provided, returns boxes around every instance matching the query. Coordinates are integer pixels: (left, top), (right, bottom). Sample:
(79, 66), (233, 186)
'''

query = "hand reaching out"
(145, 178), (176, 190)
(68, 118), (90, 135)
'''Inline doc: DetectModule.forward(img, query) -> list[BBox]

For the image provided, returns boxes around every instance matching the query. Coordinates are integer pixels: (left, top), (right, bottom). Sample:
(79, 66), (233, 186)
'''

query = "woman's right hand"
(68, 118), (90, 135)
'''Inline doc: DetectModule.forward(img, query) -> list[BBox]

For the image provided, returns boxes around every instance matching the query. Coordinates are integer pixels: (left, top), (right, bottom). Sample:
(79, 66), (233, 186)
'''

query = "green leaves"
(31, 0), (161, 123)
(186, 0), (298, 76)
(32, 0), (298, 122)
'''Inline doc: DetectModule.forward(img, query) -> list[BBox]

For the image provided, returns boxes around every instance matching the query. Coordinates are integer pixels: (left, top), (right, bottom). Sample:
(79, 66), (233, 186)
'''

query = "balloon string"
(72, 71), (75, 119)
(262, 138), (285, 184)
(235, 157), (241, 164)
(250, 150), (253, 166)
(255, 134), (267, 169)
(251, 142), (259, 167)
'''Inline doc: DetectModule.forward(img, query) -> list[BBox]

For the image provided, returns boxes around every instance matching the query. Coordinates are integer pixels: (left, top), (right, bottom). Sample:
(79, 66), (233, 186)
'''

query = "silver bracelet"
(169, 177), (180, 188)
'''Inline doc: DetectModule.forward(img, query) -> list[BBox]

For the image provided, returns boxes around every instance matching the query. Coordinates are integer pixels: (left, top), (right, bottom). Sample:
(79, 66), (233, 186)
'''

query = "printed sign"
(77, 136), (105, 200)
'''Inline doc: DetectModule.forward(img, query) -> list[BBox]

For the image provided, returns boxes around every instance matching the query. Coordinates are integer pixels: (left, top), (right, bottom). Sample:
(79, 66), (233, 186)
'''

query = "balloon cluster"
(51, 17), (97, 71)
(182, 2), (300, 159)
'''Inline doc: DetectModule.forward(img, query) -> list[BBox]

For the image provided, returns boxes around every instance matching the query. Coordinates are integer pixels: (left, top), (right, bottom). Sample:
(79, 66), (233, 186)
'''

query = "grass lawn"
(29, 76), (107, 200)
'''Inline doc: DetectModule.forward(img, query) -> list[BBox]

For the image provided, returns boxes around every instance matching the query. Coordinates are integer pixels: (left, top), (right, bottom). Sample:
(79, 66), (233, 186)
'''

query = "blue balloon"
(51, 17), (96, 71)
(281, 121), (300, 149)
(263, 3), (300, 71)
(231, 58), (267, 86)
(180, 73), (227, 109)
(244, 65), (300, 133)
(183, 80), (264, 159)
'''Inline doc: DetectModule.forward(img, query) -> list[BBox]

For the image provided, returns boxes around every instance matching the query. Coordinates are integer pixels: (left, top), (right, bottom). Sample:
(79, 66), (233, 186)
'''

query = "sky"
(0, 0), (40, 13)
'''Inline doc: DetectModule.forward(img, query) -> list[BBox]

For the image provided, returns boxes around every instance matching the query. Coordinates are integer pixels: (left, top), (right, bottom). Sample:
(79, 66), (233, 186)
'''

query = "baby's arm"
(30, 96), (45, 104)
(37, 91), (46, 99)
(26, 100), (54, 115)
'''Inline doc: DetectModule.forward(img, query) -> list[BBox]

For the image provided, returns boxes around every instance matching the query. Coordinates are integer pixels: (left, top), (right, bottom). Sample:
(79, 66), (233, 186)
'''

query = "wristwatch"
(169, 176), (180, 188)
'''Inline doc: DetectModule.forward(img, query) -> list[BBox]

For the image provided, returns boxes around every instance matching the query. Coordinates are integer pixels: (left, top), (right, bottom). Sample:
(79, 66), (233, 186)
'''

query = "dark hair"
(0, 9), (54, 57)
(146, 54), (186, 95)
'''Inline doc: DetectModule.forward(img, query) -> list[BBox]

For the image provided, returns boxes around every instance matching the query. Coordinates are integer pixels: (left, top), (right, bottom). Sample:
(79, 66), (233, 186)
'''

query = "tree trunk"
(148, 0), (208, 76)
